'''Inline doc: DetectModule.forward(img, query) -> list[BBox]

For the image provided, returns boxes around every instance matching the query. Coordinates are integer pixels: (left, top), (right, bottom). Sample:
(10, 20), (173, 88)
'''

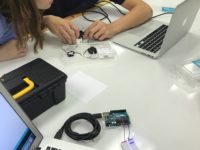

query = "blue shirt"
(0, 14), (16, 45)
(44, 0), (125, 18)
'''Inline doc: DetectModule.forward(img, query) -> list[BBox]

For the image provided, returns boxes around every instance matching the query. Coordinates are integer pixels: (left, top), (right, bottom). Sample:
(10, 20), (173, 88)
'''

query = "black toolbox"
(0, 58), (67, 119)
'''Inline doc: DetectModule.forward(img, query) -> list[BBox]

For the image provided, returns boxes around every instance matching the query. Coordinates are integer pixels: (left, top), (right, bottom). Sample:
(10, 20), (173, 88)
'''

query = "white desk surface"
(1, 1), (200, 150)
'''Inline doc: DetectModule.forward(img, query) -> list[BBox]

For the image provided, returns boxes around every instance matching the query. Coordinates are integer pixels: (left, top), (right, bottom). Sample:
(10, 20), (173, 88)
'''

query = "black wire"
(82, 10), (110, 23)
(54, 113), (101, 141)
(96, 5), (112, 23)
(82, 1), (125, 23)
(151, 12), (173, 19)
(98, 0), (126, 15)
(82, 5), (111, 23)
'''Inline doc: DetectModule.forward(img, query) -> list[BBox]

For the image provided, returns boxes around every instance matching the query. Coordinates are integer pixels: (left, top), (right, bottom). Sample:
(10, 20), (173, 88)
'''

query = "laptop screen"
(0, 92), (36, 150)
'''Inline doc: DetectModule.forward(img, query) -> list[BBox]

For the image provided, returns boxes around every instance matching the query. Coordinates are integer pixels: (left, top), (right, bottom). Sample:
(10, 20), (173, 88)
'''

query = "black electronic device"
(79, 30), (84, 39)
(67, 51), (75, 57)
(87, 47), (97, 54)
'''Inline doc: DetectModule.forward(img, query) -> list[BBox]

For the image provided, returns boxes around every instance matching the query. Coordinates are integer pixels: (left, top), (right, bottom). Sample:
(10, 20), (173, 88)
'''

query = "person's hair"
(0, 0), (44, 52)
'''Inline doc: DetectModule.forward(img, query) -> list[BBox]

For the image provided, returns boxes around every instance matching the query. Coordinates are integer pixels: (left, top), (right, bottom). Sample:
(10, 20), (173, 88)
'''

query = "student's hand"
(0, 40), (27, 62)
(43, 15), (80, 44)
(83, 20), (117, 40)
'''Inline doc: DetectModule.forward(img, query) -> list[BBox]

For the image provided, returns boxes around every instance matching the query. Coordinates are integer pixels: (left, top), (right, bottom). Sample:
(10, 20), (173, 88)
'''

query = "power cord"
(54, 110), (130, 141)
(82, 5), (111, 23)
(98, 0), (126, 15)
(82, 1), (172, 23)
(82, 0), (125, 23)
(54, 113), (101, 141)
(151, 12), (173, 19)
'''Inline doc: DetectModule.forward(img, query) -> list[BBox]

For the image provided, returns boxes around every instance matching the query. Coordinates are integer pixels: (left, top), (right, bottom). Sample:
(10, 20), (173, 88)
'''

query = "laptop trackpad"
(112, 33), (140, 45)
(127, 27), (152, 37)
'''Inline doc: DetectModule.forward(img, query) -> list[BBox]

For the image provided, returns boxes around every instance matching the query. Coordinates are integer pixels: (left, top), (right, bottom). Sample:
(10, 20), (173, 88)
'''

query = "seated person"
(0, 0), (53, 62)
(43, 0), (153, 44)
(0, 13), (27, 62)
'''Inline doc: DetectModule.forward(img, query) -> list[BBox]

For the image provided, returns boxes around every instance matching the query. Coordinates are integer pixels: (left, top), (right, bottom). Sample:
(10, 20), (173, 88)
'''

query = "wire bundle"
(54, 112), (101, 141)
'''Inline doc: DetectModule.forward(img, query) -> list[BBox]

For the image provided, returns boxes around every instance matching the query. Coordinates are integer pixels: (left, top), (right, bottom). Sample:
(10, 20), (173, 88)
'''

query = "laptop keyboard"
(134, 24), (168, 53)
(46, 146), (61, 150)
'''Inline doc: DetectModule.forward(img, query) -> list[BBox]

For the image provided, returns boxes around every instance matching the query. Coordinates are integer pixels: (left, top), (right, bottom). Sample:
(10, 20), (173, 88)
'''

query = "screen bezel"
(0, 82), (43, 150)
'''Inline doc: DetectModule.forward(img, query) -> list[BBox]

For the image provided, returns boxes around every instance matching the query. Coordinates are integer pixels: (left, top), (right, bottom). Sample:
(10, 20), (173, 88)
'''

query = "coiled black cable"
(54, 113), (101, 141)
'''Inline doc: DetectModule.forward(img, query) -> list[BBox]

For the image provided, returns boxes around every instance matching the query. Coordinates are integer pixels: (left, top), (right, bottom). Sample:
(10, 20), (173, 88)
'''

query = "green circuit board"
(103, 110), (130, 127)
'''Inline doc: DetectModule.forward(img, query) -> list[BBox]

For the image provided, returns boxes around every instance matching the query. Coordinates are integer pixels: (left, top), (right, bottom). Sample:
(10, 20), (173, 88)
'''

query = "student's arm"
(43, 15), (80, 44)
(0, 40), (27, 62)
(84, 0), (153, 40)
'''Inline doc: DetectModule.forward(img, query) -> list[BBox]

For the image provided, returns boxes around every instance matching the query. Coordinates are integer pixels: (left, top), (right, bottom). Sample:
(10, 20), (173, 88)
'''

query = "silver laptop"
(0, 82), (98, 150)
(112, 0), (200, 58)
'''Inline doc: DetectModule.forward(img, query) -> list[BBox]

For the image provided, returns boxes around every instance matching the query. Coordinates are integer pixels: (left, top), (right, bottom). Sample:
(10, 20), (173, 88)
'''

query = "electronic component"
(87, 47), (97, 54)
(89, 41), (116, 58)
(62, 41), (116, 59)
(103, 109), (130, 127)
(54, 109), (131, 142)
(121, 138), (138, 150)
(67, 51), (75, 57)
(79, 30), (84, 39)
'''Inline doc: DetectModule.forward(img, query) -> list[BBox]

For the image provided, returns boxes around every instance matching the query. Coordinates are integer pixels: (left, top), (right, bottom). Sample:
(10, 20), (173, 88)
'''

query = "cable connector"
(79, 30), (84, 39)
(54, 128), (64, 139)
(93, 113), (103, 119)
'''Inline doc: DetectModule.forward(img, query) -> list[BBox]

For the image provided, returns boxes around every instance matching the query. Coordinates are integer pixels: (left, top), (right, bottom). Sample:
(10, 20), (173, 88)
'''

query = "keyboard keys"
(134, 25), (168, 53)
(46, 146), (62, 150)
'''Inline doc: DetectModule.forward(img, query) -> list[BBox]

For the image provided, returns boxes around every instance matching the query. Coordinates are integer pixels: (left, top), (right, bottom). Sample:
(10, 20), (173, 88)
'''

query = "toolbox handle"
(13, 77), (35, 100)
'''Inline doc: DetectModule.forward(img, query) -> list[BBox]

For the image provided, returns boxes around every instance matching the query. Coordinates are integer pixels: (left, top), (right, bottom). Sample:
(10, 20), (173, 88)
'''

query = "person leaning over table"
(43, 0), (153, 44)
(0, 0), (54, 62)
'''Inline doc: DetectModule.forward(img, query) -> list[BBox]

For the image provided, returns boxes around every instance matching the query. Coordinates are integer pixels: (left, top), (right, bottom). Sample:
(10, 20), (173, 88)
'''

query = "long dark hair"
(0, 0), (44, 52)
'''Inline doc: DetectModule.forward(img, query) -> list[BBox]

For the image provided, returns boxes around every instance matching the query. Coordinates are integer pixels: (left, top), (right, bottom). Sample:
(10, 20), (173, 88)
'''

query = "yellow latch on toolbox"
(13, 77), (35, 100)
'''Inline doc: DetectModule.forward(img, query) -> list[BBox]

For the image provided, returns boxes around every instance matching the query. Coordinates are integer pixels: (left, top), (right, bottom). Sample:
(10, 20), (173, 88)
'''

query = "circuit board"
(103, 110), (130, 127)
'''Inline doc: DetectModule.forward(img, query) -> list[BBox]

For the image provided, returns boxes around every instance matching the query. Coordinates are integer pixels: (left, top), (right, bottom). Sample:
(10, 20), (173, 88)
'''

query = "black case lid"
(1, 58), (67, 102)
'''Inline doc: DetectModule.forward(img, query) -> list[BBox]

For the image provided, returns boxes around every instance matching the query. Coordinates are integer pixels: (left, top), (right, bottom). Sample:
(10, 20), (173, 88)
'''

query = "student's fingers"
(55, 25), (73, 44)
(93, 28), (106, 40)
(84, 21), (99, 39)
(61, 30), (73, 44)
(51, 26), (66, 42)
(51, 23), (75, 44)
(62, 25), (77, 44)
(98, 33), (107, 41)
(85, 21), (108, 40)
(56, 32), (66, 43)
(69, 23), (80, 38)
(55, 24), (74, 44)
(87, 23), (104, 39)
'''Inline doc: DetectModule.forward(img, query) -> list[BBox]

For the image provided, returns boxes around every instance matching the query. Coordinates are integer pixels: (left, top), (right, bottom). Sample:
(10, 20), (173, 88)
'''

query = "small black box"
(1, 58), (67, 119)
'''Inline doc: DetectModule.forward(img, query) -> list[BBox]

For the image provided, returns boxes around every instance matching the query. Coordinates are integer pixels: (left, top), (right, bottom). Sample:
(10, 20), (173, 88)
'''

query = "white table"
(1, 1), (200, 150)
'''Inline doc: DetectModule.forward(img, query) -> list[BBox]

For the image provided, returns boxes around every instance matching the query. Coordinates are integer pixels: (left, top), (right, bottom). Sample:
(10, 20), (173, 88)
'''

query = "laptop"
(111, 0), (200, 58)
(0, 82), (98, 150)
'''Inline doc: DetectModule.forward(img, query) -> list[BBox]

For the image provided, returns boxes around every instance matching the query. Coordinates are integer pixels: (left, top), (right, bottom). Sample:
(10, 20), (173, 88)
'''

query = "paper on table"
(66, 72), (107, 103)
